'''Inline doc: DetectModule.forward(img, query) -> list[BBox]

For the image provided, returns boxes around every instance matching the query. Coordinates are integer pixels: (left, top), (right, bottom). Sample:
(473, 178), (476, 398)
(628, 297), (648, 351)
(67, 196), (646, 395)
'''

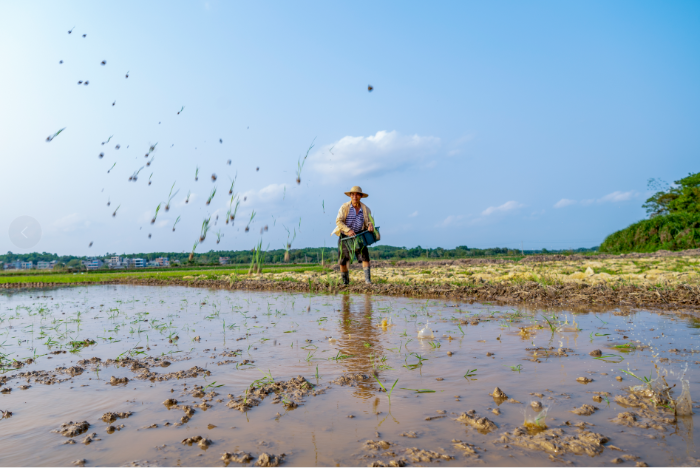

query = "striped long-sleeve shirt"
(345, 206), (364, 234)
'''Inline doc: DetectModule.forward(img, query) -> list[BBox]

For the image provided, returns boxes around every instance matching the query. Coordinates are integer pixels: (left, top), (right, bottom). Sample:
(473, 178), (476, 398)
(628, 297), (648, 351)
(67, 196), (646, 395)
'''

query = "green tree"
(643, 172), (700, 218)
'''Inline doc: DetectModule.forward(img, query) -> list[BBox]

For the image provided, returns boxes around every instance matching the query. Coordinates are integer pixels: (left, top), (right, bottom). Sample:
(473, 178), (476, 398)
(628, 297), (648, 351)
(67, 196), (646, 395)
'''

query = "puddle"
(0, 285), (699, 466)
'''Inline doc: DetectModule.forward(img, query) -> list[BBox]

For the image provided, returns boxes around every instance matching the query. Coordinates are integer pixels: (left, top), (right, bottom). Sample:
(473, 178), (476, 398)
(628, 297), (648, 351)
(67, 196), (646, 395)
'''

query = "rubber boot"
(364, 267), (372, 284)
(341, 271), (350, 285)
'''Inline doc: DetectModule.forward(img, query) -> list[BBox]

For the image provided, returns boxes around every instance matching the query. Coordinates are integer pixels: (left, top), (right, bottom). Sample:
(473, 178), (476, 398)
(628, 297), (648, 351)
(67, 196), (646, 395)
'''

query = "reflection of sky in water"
(0, 285), (698, 466)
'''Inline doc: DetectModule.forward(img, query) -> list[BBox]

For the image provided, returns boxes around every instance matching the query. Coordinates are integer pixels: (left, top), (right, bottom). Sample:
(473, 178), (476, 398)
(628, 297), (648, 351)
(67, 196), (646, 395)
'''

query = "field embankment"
(3, 250), (700, 310)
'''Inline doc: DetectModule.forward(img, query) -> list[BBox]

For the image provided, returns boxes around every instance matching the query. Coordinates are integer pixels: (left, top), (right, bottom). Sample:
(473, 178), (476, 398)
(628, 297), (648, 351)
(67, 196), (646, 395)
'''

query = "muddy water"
(1, 285), (698, 467)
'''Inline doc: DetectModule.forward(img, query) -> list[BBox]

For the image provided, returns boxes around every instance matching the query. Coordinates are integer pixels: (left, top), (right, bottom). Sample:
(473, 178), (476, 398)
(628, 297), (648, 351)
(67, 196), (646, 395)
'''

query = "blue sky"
(1, 0), (698, 256)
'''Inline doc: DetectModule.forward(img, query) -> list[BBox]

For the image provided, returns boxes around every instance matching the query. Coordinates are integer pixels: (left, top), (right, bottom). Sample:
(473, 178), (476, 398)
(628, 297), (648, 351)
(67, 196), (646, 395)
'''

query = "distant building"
(37, 261), (52, 269)
(155, 257), (170, 267)
(219, 257), (230, 265)
(21, 261), (33, 270)
(108, 256), (123, 268)
(84, 259), (103, 270)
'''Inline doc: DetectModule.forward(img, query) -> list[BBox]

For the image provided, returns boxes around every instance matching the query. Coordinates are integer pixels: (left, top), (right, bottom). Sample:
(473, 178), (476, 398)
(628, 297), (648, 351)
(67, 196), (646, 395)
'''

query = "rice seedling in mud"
(295, 138), (315, 184)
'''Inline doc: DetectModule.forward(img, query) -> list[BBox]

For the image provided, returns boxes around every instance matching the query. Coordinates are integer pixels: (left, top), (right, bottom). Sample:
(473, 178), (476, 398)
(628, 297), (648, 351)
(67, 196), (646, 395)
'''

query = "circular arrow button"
(9, 216), (42, 249)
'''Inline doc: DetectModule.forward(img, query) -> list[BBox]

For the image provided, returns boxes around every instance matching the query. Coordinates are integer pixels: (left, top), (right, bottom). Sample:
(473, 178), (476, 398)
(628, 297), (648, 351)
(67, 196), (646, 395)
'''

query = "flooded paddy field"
(1, 285), (699, 467)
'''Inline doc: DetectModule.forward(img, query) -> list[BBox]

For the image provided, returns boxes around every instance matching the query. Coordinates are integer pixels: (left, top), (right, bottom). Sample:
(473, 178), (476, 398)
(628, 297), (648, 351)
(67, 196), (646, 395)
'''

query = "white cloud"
(440, 215), (465, 227)
(481, 201), (524, 216)
(52, 213), (91, 232)
(309, 130), (440, 182)
(580, 199), (595, 206)
(409, 211), (418, 217)
(598, 191), (635, 203)
(554, 198), (576, 209)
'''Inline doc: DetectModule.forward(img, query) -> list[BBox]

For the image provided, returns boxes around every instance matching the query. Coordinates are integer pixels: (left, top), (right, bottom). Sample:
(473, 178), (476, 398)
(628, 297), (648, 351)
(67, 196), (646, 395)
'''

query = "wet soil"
(0, 285), (699, 466)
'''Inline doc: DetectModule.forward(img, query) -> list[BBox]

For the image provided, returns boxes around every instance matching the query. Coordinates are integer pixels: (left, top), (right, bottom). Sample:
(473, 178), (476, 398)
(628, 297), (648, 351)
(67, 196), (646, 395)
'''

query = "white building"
(21, 261), (33, 269)
(37, 261), (51, 269)
(84, 259), (103, 270)
(132, 258), (145, 268)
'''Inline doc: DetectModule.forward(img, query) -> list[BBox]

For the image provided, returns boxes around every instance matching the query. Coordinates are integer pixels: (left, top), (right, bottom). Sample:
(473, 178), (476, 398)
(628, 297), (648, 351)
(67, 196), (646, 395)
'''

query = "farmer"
(332, 186), (375, 285)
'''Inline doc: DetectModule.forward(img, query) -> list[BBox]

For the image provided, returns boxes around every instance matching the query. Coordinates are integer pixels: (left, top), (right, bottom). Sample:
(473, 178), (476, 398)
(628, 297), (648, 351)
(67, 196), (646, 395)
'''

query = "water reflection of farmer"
(332, 186), (375, 285)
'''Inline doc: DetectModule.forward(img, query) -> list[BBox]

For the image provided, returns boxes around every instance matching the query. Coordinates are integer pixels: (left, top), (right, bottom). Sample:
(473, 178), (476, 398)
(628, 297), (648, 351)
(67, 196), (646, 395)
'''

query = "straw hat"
(344, 186), (368, 198)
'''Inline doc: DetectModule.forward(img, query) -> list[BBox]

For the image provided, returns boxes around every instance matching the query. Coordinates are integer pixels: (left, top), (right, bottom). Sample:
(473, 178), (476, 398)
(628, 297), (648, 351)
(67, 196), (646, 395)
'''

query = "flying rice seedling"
(165, 182), (179, 211)
(245, 211), (256, 233)
(401, 388), (436, 393)
(464, 369), (478, 379)
(295, 137), (315, 184)
(107, 162), (116, 173)
(194, 166), (199, 181)
(112, 205), (120, 217)
(189, 240), (198, 261)
(128, 166), (144, 182)
(206, 187), (216, 206)
(46, 127), (66, 142)
(151, 203), (161, 224)
(199, 217), (211, 242)
(228, 173), (237, 195)
(216, 230), (223, 244)
(172, 216), (181, 232)
(185, 190), (191, 204)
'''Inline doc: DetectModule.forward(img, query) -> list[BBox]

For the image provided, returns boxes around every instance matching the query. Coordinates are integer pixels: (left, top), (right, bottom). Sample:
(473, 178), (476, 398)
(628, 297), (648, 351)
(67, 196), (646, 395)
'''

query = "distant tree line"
(1, 245), (599, 268)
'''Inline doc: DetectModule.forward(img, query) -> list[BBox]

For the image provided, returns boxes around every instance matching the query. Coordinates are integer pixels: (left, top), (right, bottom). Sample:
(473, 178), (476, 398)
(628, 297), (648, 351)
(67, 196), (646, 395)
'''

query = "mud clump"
(222, 451), (253, 463)
(576, 377), (593, 384)
(101, 411), (132, 423)
(182, 435), (212, 449)
(490, 387), (508, 400)
(331, 373), (371, 386)
(400, 431), (418, 438)
(162, 398), (178, 406)
(226, 376), (316, 412)
(363, 440), (392, 451)
(451, 439), (479, 455)
(571, 404), (598, 416)
(53, 421), (90, 437)
(589, 350), (603, 357)
(255, 452), (285, 467)
(368, 461), (405, 467)
(610, 410), (673, 431)
(404, 448), (453, 463)
(82, 432), (100, 444)
(496, 426), (609, 456)
(456, 410), (498, 433)
(110, 376), (129, 385)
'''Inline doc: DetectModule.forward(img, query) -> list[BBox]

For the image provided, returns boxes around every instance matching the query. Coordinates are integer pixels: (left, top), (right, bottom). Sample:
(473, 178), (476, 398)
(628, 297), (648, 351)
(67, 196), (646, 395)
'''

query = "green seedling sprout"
(296, 137), (316, 184)
(107, 162), (116, 173)
(464, 369), (477, 378)
(620, 369), (653, 385)
(594, 354), (624, 362)
(189, 240), (199, 261)
(194, 166), (199, 181)
(457, 324), (465, 335)
(172, 216), (181, 232)
(216, 230), (223, 244)
(507, 364), (522, 372)
(373, 375), (399, 404)
(185, 190), (191, 204)
(112, 205), (120, 217)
